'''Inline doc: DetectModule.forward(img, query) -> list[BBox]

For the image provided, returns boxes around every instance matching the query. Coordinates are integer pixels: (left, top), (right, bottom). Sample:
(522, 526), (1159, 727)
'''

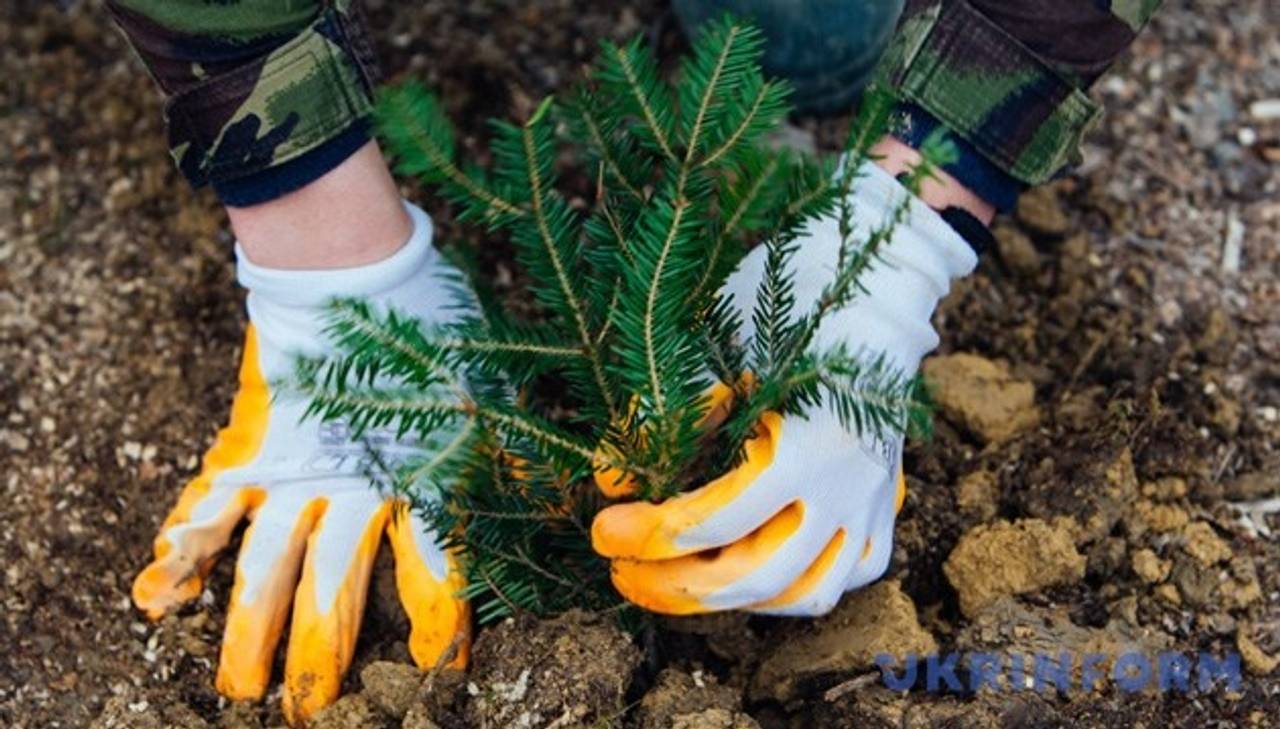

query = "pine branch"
(376, 82), (525, 224)
(301, 387), (467, 441)
(393, 414), (479, 497)
(604, 18), (755, 440)
(701, 293), (746, 385)
(679, 18), (746, 162)
(446, 337), (583, 360)
(845, 85), (897, 167)
(699, 77), (788, 168)
(477, 403), (662, 482)
(750, 232), (799, 375)
(784, 348), (930, 441)
(642, 198), (689, 418)
(598, 38), (678, 161)
(783, 157), (838, 220)
(720, 150), (782, 238)
(687, 149), (780, 304)
(323, 298), (464, 396)
(565, 89), (649, 201)
(594, 284), (623, 346)
(477, 404), (597, 464)
(760, 159), (920, 386)
(442, 318), (583, 385)
(596, 187), (637, 268)
(509, 105), (621, 419)
(329, 18), (935, 622)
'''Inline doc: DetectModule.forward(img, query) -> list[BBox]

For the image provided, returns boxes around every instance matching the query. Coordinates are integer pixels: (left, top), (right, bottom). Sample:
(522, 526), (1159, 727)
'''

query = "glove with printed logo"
(132, 203), (470, 724)
(592, 163), (977, 616)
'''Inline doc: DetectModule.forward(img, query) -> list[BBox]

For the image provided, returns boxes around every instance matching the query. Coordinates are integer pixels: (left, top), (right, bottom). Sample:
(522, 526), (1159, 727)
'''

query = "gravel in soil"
(3, 1), (1279, 727)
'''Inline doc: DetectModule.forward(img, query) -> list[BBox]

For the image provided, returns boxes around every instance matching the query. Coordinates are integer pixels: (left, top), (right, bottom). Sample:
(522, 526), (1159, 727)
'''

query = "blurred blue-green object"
(672, 0), (904, 115)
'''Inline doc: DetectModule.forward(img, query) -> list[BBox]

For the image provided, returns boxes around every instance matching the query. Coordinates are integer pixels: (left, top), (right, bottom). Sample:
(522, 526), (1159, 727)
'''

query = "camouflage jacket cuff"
(876, 0), (1102, 186)
(164, 6), (381, 188)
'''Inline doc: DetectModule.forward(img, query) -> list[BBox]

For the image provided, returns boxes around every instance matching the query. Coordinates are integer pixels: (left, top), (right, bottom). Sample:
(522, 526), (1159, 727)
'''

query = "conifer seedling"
(298, 17), (949, 622)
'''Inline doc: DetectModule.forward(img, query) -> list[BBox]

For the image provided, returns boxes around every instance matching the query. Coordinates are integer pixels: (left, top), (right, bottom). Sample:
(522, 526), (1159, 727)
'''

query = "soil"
(2, 0), (1279, 727)
(920, 354), (1041, 445)
(942, 518), (1086, 618)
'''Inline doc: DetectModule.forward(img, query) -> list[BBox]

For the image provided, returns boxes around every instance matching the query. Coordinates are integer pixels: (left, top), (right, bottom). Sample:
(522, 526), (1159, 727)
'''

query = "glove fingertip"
(132, 562), (202, 620)
(409, 616), (471, 672)
(609, 560), (711, 616)
(590, 503), (672, 559)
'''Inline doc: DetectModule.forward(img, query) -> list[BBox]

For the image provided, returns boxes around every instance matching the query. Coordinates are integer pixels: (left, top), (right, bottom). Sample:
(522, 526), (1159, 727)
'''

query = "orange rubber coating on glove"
(281, 502), (389, 724)
(131, 325), (474, 725)
(386, 509), (471, 671)
(133, 326), (271, 619)
(213, 491), (316, 701)
(594, 406), (908, 616)
(608, 500), (805, 614)
(592, 410), (782, 561)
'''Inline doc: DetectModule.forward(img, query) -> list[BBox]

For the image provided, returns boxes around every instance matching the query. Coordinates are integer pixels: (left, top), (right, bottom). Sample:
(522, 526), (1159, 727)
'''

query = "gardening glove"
(131, 202), (471, 724)
(592, 162), (977, 616)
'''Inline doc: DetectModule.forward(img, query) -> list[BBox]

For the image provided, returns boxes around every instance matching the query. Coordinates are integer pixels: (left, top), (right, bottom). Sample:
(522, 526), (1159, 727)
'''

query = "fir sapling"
(296, 16), (952, 622)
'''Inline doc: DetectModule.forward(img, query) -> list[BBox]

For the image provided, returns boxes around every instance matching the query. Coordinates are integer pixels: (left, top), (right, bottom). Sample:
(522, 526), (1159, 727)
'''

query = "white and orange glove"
(592, 162), (977, 616)
(132, 203), (470, 724)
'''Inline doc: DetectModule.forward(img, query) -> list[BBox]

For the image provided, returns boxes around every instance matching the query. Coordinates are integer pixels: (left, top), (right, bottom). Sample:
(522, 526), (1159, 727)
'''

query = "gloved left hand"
(591, 162), (977, 616)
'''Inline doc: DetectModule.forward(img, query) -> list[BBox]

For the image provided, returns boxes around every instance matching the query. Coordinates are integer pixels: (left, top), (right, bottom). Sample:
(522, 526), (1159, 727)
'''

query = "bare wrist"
(871, 136), (996, 226)
(228, 142), (412, 270)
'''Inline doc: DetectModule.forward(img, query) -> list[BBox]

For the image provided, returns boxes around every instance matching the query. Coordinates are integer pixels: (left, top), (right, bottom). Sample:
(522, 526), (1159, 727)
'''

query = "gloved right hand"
(132, 202), (471, 725)
(591, 162), (977, 616)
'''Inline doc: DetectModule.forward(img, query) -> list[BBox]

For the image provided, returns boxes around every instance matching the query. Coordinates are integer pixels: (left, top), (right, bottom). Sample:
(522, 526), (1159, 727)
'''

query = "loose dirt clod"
(1238, 626), (1280, 676)
(662, 613), (759, 664)
(1155, 583), (1182, 605)
(922, 353), (1040, 444)
(750, 580), (936, 702)
(1015, 185), (1070, 237)
(1223, 470), (1280, 500)
(308, 694), (387, 729)
(955, 469), (1000, 521)
(944, 518), (1086, 617)
(1170, 556), (1218, 608)
(956, 599), (1170, 690)
(993, 225), (1043, 279)
(1142, 476), (1189, 501)
(1016, 445), (1139, 544)
(669, 708), (760, 728)
(92, 692), (211, 729)
(1220, 556), (1264, 609)
(635, 669), (754, 729)
(1130, 499), (1191, 534)
(1181, 521), (1232, 567)
(216, 703), (265, 729)
(463, 610), (640, 728)
(401, 705), (442, 729)
(1131, 548), (1172, 583)
(360, 661), (425, 719)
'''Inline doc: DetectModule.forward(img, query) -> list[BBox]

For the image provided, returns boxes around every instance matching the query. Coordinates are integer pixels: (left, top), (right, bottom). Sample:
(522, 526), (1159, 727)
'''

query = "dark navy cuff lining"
(213, 117), (371, 207)
(893, 102), (1024, 213)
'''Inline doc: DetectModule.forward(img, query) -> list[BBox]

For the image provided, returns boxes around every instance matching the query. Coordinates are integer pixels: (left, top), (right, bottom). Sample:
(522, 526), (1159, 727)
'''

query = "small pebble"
(1248, 98), (1280, 120)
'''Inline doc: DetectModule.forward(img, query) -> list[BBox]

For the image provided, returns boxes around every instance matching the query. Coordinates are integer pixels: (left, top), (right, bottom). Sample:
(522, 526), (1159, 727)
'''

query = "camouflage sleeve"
(878, 0), (1163, 186)
(104, 0), (381, 204)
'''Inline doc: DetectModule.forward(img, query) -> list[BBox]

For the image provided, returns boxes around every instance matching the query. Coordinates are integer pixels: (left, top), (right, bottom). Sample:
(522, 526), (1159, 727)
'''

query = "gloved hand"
(592, 162), (977, 616)
(132, 203), (470, 724)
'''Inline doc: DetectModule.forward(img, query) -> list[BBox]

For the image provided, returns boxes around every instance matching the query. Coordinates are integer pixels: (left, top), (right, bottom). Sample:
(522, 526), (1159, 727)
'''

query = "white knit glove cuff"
(235, 201), (438, 308)
(725, 161), (977, 376)
(234, 201), (460, 377)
